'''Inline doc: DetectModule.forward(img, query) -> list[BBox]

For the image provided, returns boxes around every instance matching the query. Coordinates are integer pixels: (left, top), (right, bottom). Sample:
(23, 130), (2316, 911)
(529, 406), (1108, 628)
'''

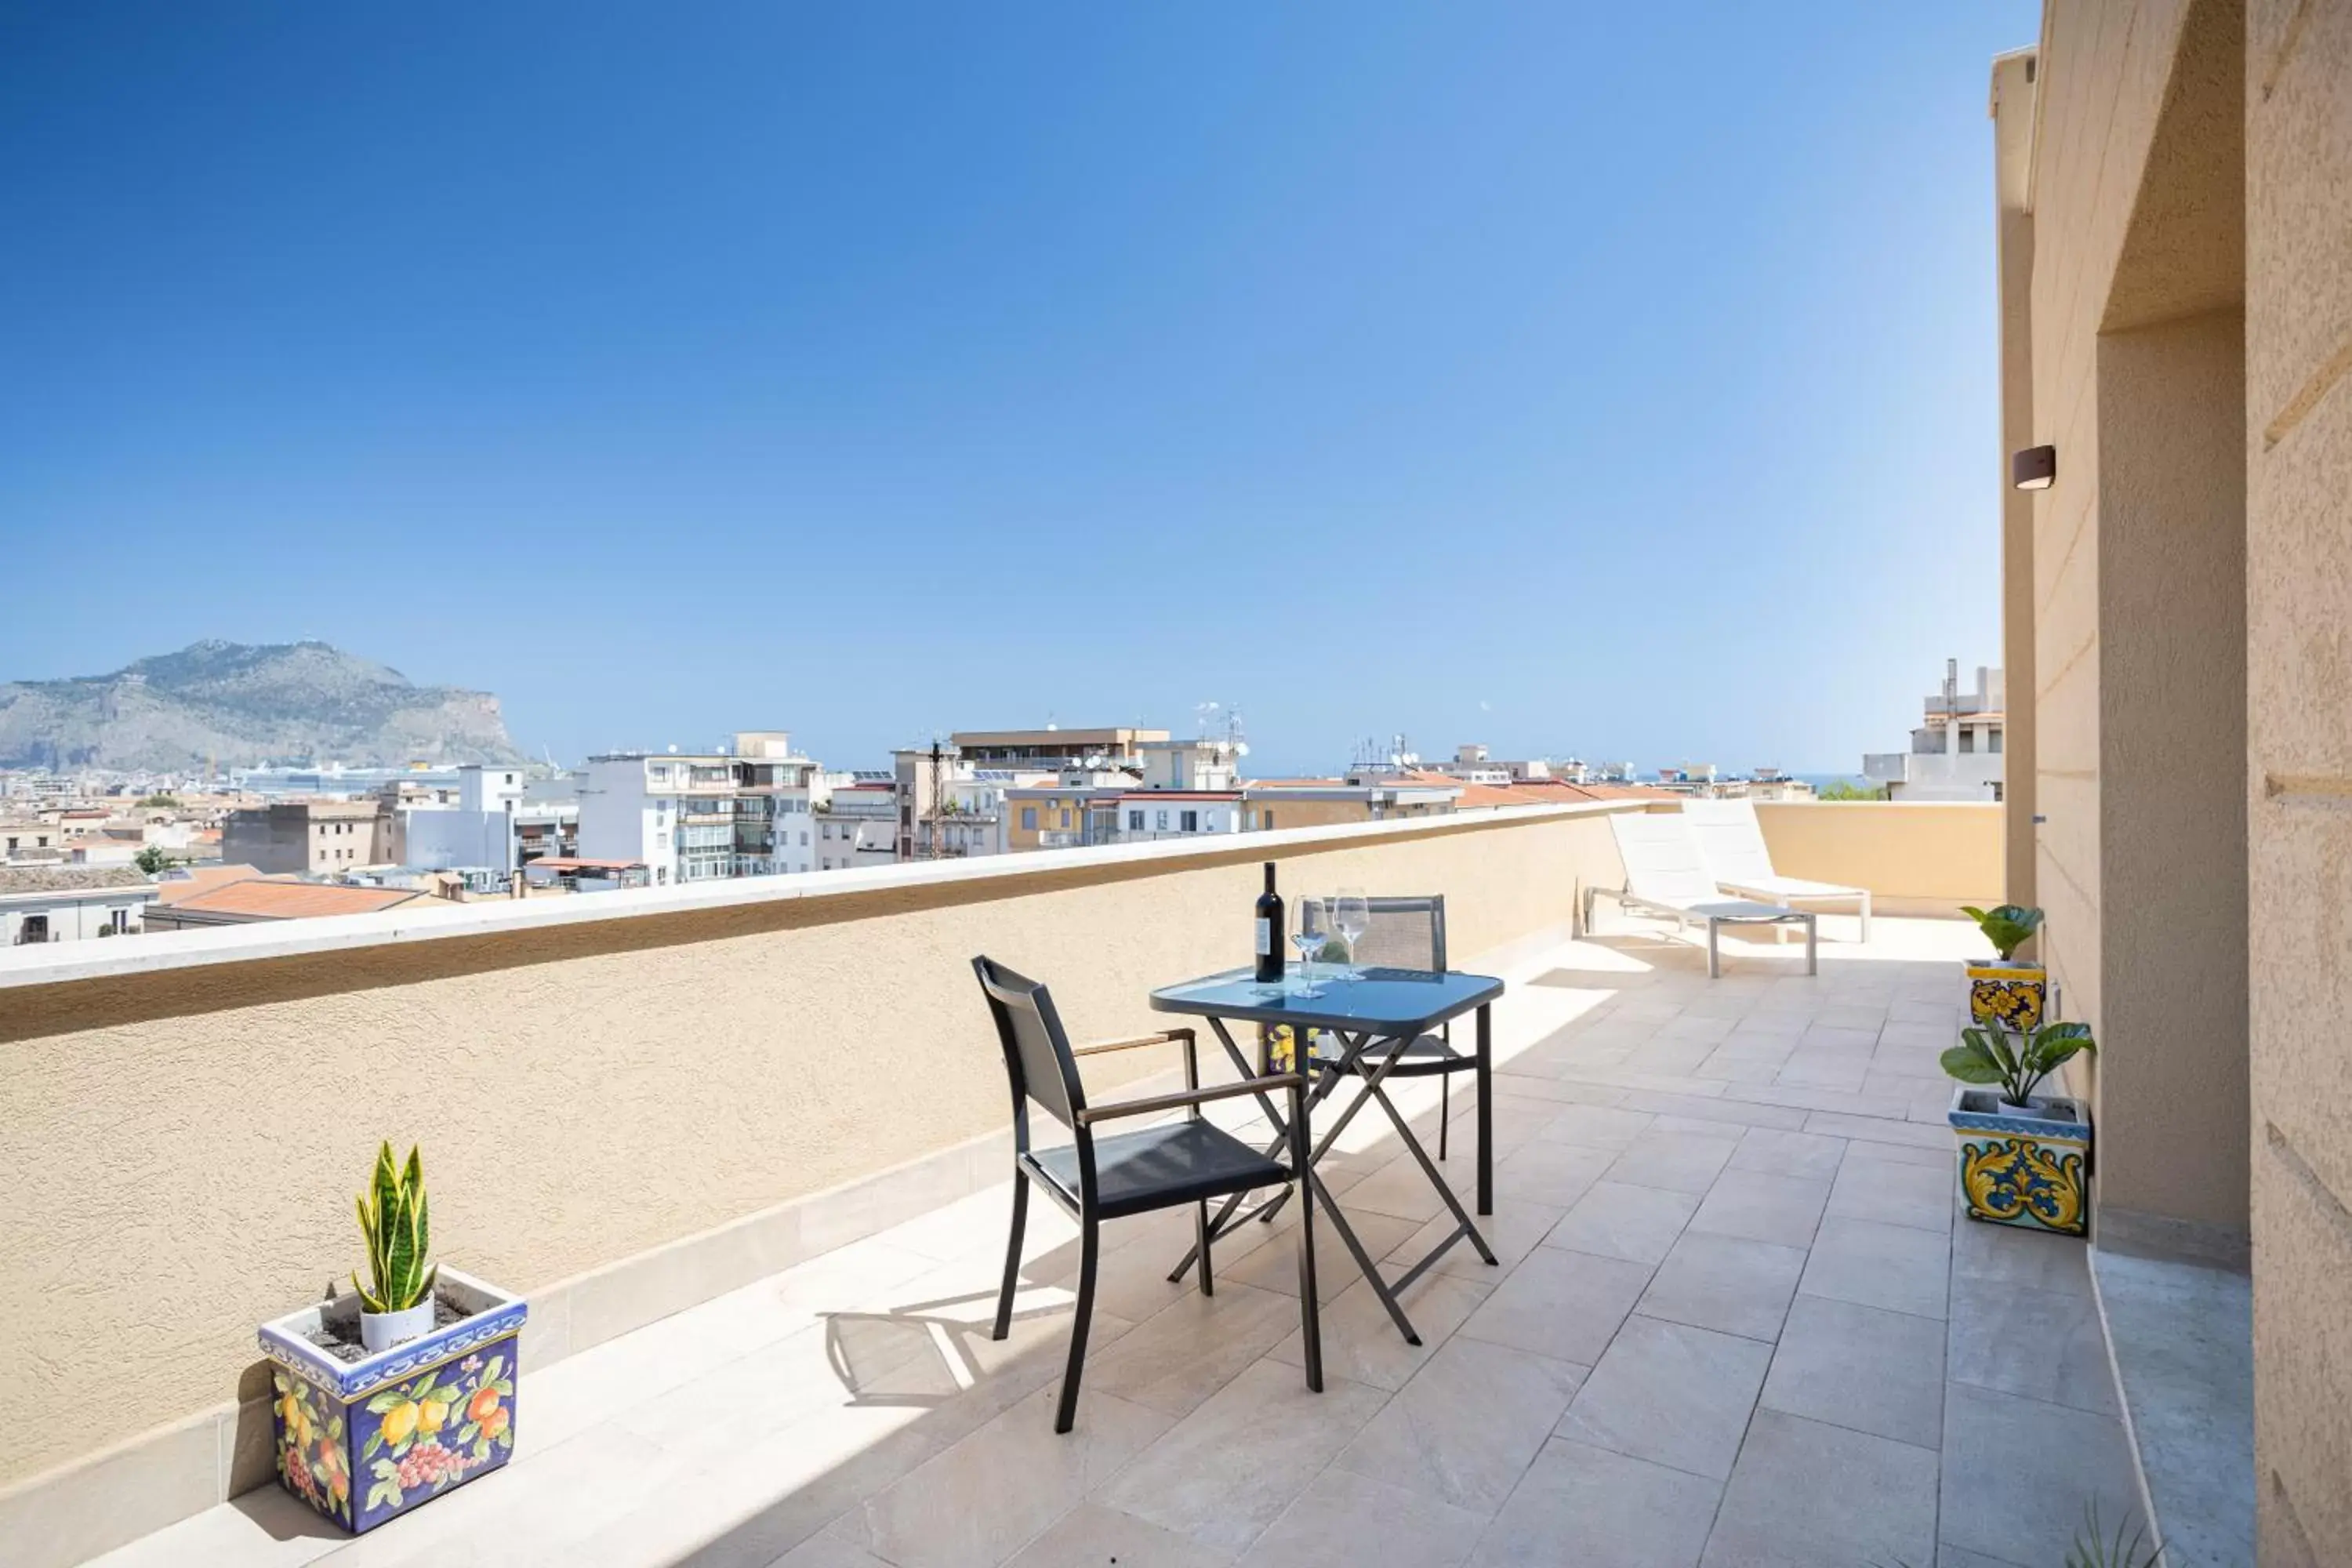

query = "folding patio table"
(1148, 964), (1502, 1344)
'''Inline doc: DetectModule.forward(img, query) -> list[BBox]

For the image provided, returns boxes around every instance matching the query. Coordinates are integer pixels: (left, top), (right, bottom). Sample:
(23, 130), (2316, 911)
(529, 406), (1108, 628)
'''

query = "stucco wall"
(2004, 0), (2255, 1225)
(2095, 306), (2249, 1236)
(0, 806), (1628, 1496)
(1750, 801), (2002, 909)
(1994, 49), (2041, 918)
(2246, 0), (2352, 1558)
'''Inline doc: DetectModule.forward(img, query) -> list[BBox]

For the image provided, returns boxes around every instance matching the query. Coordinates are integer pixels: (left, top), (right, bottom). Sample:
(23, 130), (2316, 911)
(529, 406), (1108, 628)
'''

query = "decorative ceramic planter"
(1948, 1085), (2090, 1236)
(1965, 960), (2045, 1032)
(258, 1269), (527, 1533)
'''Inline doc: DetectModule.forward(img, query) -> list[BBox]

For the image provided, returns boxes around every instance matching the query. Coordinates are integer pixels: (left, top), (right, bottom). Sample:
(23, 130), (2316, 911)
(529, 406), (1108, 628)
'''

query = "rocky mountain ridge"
(0, 641), (526, 771)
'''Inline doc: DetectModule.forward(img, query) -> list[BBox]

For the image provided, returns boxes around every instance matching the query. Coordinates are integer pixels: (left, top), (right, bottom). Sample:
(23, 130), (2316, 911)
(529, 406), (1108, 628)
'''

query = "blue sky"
(0, 3), (2037, 775)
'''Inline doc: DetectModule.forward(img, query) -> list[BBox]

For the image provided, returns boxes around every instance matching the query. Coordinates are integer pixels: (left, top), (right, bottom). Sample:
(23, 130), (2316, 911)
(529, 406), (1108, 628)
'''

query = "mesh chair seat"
(1026, 1122), (1290, 1220)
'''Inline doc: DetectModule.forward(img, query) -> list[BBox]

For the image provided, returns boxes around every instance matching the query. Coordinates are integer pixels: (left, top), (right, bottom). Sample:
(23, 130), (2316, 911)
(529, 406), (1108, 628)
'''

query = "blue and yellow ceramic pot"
(1947, 1087), (2090, 1237)
(1965, 960), (2045, 1032)
(258, 1269), (527, 1533)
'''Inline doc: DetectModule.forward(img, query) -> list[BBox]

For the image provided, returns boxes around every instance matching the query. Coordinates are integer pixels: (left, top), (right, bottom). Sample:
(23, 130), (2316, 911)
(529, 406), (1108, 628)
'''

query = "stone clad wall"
(2246, 0), (2352, 1558)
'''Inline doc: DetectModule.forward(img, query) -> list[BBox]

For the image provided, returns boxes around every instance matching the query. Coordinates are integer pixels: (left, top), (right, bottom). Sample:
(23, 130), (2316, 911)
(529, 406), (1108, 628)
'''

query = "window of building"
(1181, 810), (1199, 832)
(1022, 808), (1037, 830)
(1127, 810), (1145, 831)
(1156, 810), (1169, 831)
(1989, 730), (2004, 754)
(110, 908), (129, 935)
(1958, 728), (1976, 754)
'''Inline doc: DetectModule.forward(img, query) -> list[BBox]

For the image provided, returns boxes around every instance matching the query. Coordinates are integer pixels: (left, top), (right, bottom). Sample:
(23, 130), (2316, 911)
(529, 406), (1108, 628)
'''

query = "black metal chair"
(973, 955), (1322, 1433)
(1308, 895), (1475, 1158)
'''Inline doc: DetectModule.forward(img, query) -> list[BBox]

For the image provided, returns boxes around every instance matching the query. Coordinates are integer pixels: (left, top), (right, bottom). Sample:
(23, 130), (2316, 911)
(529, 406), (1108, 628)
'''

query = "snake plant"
(354, 1142), (437, 1315)
(1941, 1020), (2096, 1107)
(1959, 903), (2043, 962)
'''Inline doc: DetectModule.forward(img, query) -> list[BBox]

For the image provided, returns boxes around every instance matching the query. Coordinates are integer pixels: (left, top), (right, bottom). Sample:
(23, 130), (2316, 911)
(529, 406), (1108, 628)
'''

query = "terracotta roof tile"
(165, 880), (425, 920)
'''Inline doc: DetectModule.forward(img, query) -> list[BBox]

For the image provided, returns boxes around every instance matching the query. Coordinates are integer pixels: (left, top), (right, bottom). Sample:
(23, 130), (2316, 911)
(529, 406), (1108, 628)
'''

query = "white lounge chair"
(1587, 812), (1817, 978)
(1681, 799), (1871, 942)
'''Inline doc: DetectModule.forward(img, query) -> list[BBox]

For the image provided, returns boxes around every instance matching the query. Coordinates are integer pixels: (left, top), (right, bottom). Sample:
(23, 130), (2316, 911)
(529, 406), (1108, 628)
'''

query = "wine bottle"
(1254, 862), (1285, 984)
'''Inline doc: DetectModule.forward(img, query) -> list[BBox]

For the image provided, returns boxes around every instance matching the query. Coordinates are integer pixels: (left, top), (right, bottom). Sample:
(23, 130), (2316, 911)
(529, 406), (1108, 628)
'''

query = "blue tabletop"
(1149, 965), (1503, 1034)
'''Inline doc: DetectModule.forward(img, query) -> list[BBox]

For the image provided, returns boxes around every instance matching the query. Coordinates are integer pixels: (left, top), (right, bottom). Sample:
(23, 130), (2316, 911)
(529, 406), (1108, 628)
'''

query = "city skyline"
(2, 4), (2035, 774)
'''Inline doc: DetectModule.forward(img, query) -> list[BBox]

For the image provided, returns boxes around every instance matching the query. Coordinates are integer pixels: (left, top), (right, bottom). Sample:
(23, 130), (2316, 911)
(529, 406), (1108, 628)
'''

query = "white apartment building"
(579, 733), (821, 886)
(395, 765), (581, 875)
(1135, 738), (1240, 793)
(1864, 661), (2006, 802)
(1420, 743), (1570, 786)
(0, 866), (158, 945)
(812, 777), (897, 872)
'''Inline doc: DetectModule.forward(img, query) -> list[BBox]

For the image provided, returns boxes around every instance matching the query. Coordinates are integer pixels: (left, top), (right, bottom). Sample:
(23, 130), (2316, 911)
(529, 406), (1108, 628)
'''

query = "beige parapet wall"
(1750, 801), (2003, 913)
(0, 802), (1636, 1561)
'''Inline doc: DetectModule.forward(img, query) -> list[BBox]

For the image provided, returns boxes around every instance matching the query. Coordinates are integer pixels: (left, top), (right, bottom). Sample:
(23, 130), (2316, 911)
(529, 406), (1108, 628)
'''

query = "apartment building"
(219, 798), (390, 875)
(0, 865), (157, 944)
(1864, 661), (2006, 801)
(947, 726), (1167, 768)
(579, 733), (821, 885)
(1241, 776), (1463, 831)
(811, 777), (897, 870)
(394, 765), (580, 873)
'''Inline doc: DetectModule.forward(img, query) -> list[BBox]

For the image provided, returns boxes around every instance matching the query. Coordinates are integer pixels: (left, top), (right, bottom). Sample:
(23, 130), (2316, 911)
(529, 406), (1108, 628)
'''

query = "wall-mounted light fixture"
(2012, 445), (2056, 490)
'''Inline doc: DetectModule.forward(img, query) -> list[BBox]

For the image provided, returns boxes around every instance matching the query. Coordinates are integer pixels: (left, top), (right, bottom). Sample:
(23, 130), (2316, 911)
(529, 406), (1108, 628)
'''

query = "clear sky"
(1, 3), (2038, 776)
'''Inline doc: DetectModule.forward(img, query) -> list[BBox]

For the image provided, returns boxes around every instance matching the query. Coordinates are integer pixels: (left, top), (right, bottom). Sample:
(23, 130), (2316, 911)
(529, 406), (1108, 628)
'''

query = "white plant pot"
(359, 1298), (436, 1353)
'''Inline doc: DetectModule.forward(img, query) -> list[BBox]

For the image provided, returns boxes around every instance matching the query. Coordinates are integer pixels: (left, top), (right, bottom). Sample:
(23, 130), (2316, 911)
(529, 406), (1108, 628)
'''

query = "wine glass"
(1291, 898), (1327, 997)
(1333, 888), (1371, 982)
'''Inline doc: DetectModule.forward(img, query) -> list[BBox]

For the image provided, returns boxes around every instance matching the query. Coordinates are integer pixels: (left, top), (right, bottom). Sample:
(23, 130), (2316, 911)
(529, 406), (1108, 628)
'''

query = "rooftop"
(85, 911), (2136, 1568)
(0, 864), (154, 895)
(156, 879), (428, 921)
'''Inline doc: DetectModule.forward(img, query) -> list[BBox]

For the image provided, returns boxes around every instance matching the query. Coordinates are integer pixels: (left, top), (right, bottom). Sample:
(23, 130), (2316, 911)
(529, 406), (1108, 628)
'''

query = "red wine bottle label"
(1255, 917), (1272, 956)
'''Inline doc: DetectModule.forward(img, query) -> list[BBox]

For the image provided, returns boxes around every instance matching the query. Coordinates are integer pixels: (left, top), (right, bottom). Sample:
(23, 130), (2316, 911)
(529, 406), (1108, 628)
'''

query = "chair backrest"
(1609, 812), (1723, 906)
(1679, 799), (1777, 885)
(1306, 894), (1447, 971)
(971, 956), (1084, 1130)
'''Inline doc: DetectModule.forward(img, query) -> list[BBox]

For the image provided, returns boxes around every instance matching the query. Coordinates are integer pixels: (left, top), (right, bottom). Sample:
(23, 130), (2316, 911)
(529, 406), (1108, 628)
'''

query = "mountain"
(0, 641), (527, 772)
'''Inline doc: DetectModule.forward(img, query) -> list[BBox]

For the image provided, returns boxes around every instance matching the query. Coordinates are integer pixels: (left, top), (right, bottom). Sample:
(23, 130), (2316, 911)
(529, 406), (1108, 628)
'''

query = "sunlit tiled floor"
(95, 917), (2140, 1568)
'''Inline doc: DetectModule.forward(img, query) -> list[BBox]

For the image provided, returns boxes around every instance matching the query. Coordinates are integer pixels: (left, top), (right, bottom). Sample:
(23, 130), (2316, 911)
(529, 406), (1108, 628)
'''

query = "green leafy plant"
(1817, 779), (1889, 801)
(1960, 902), (2043, 961)
(354, 1142), (436, 1315)
(1942, 1020), (2095, 1108)
(2064, 1502), (2161, 1567)
(133, 844), (176, 874)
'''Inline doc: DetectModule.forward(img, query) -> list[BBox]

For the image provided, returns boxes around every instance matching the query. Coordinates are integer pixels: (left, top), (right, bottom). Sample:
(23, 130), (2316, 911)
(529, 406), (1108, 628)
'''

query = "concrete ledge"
(2089, 1243), (2255, 1568)
(0, 803), (1623, 995)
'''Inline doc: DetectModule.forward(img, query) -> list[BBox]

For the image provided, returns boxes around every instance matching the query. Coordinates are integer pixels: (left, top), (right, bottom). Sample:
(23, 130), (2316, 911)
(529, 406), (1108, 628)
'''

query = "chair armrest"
(1076, 1073), (1303, 1126)
(1071, 1027), (1196, 1058)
